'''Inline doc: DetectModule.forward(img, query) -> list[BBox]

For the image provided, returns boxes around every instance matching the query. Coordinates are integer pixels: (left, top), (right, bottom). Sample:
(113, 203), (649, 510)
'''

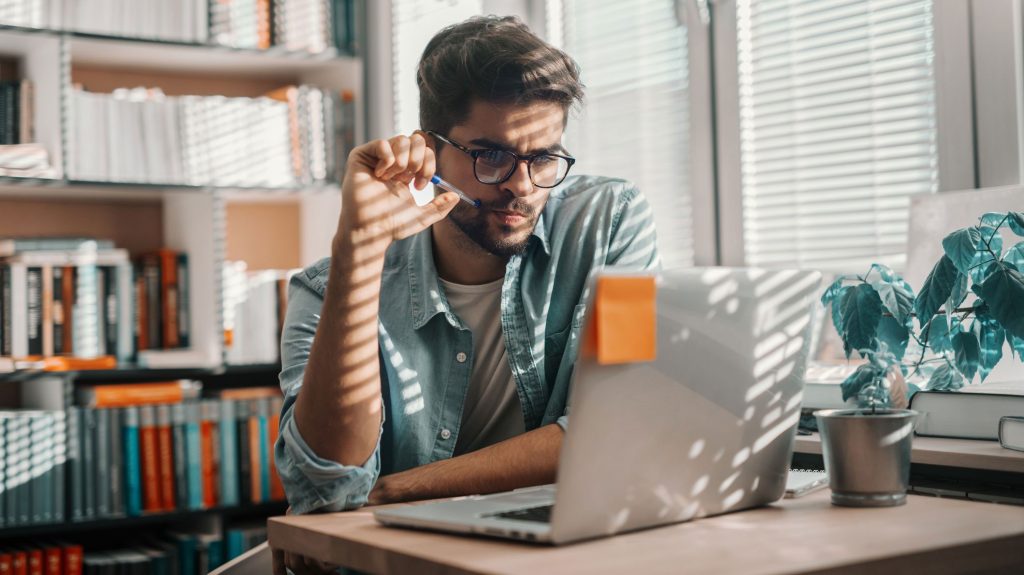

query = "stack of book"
(0, 542), (82, 575)
(47, 0), (209, 43)
(1, 238), (133, 362)
(272, 0), (332, 53)
(209, 0), (271, 49)
(222, 262), (295, 366)
(0, 409), (67, 526)
(70, 84), (353, 187)
(0, 238), (191, 364)
(64, 381), (285, 522)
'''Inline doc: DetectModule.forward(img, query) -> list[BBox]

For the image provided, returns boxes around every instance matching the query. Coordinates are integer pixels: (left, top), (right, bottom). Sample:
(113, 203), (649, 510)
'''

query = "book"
(236, 400), (251, 504)
(155, 404), (175, 511)
(170, 403), (189, 511)
(200, 400), (219, 509)
(122, 406), (142, 517)
(185, 402), (202, 510)
(218, 400), (239, 507)
(910, 383), (1024, 440)
(0, 239), (114, 258)
(94, 409), (111, 518)
(107, 408), (123, 518)
(75, 380), (202, 408)
(138, 405), (161, 512)
(67, 408), (84, 521)
(81, 409), (96, 520)
(268, 395), (284, 501)
(999, 416), (1024, 452)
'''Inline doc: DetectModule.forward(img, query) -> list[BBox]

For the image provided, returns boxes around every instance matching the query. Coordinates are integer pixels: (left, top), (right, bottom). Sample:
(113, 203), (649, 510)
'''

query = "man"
(273, 15), (659, 573)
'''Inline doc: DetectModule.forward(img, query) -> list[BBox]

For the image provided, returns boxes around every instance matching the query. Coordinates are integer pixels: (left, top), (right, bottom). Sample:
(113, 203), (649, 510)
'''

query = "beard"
(446, 198), (538, 258)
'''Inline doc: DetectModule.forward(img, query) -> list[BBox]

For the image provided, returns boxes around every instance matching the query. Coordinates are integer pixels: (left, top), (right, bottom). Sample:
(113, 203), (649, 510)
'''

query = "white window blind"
(391, 0), (483, 135)
(560, 0), (695, 268)
(736, 0), (939, 271)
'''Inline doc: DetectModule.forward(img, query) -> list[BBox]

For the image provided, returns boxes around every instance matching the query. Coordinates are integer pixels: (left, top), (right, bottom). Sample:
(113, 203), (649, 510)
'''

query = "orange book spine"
(11, 552), (25, 575)
(87, 383), (186, 408)
(200, 418), (216, 508)
(61, 545), (82, 575)
(256, 0), (271, 49)
(61, 266), (74, 355)
(139, 406), (161, 512)
(135, 274), (149, 351)
(156, 405), (176, 511)
(248, 415), (261, 503)
(268, 398), (284, 501)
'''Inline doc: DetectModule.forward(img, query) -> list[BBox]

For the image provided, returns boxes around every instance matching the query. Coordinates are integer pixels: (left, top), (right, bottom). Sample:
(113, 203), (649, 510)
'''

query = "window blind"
(561, 0), (694, 268)
(736, 0), (939, 271)
(391, 0), (483, 135)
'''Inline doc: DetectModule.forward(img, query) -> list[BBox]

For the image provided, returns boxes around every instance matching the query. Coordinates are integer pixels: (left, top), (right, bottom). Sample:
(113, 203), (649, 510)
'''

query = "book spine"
(26, 266), (42, 356)
(94, 408), (110, 517)
(42, 547), (59, 575)
(185, 402), (202, 510)
(115, 262), (133, 363)
(143, 257), (162, 349)
(200, 401), (217, 508)
(67, 408), (83, 521)
(0, 552), (10, 575)
(122, 406), (142, 517)
(62, 545), (83, 575)
(218, 400), (238, 506)
(171, 403), (188, 510)
(134, 268), (147, 352)
(81, 409), (95, 519)
(159, 251), (179, 349)
(1, 265), (10, 357)
(26, 551), (40, 575)
(101, 267), (117, 357)
(9, 265), (26, 357)
(30, 414), (50, 524)
(107, 408), (123, 517)
(0, 416), (5, 527)
(5, 418), (19, 525)
(176, 253), (189, 348)
(53, 410), (67, 522)
(41, 266), (53, 357)
(236, 400), (251, 504)
(52, 267), (64, 356)
(256, 398), (270, 502)
(61, 267), (74, 356)
(268, 396), (284, 501)
(9, 553), (23, 575)
(155, 404), (175, 511)
(139, 405), (160, 512)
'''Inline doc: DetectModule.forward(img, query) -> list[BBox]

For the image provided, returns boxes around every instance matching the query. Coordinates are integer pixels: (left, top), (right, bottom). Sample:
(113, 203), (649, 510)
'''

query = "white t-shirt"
(438, 276), (525, 455)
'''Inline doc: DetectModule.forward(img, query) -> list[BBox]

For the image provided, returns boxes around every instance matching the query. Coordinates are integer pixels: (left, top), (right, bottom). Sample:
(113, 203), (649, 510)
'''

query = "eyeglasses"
(426, 130), (575, 189)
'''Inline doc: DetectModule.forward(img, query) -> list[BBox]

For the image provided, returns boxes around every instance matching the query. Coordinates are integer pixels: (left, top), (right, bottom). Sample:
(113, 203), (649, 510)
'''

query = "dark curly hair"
(417, 15), (585, 136)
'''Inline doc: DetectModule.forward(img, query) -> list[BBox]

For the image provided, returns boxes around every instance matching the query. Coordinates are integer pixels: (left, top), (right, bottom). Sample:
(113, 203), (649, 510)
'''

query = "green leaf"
(915, 255), (958, 328)
(1009, 212), (1024, 236)
(951, 330), (981, 382)
(841, 363), (882, 402)
(979, 266), (1024, 340)
(1005, 241), (1024, 269)
(821, 277), (846, 306)
(927, 363), (965, 391)
(868, 274), (915, 324)
(979, 212), (1008, 228)
(969, 253), (999, 285)
(926, 317), (953, 353)
(977, 314), (1005, 382)
(1010, 334), (1024, 360)
(942, 227), (983, 275)
(875, 315), (909, 360)
(978, 226), (1004, 256)
(948, 271), (968, 311)
(840, 284), (884, 357)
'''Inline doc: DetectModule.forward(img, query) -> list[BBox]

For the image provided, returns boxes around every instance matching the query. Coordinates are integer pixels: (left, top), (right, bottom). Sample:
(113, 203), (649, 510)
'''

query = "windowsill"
(795, 432), (1024, 474)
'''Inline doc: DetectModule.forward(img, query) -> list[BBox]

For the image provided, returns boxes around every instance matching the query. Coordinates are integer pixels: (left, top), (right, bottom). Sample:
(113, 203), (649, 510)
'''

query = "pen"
(430, 175), (481, 208)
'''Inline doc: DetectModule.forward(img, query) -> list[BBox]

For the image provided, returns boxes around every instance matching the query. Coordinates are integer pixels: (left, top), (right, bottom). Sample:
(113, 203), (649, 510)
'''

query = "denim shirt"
(275, 175), (661, 514)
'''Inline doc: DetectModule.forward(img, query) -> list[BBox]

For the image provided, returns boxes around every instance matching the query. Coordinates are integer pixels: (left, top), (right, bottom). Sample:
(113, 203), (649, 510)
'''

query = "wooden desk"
(268, 490), (1024, 575)
(794, 433), (1024, 474)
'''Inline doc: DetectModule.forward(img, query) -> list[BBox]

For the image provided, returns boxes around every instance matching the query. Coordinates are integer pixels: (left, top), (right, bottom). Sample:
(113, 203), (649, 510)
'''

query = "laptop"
(374, 267), (823, 545)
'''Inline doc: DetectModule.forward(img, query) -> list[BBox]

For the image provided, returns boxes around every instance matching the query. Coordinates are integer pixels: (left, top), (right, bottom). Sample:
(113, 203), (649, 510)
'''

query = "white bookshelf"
(0, 20), (359, 371)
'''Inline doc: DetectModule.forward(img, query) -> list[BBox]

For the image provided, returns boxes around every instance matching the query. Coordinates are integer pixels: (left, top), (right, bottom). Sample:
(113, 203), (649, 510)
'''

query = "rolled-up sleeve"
(274, 268), (384, 514)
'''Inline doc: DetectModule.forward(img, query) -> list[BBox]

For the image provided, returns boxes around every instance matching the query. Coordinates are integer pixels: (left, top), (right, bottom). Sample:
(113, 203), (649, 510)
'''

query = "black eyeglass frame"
(425, 130), (576, 189)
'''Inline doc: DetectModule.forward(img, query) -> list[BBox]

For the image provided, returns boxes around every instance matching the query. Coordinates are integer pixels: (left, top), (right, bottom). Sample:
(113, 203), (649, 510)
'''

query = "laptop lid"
(549, 267), (822, 544)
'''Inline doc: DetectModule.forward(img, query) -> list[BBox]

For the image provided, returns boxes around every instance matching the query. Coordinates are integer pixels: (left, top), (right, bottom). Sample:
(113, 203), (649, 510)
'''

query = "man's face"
(434, 100), (567, 258)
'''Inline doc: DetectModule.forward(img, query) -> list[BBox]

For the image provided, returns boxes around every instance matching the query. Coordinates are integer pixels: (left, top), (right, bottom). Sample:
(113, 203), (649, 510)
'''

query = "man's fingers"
(373, 139), (395, 178)
(393, 193), (459, 239)
(415, 146), (437, 190)
(381, 136), (411, 180)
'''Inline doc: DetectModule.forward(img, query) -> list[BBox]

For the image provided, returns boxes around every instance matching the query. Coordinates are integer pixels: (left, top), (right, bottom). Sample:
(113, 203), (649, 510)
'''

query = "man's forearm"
(293, 234), (391, 466)
(370, 424), (564, 505)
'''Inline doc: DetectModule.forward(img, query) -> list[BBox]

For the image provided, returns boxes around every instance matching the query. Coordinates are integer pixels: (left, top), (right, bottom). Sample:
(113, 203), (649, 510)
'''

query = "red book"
(248, 413), (261, 503)
(11, 551), (26, 575)
(0, 552), (13, 575)
(41, 547), (59, 575)
(157, 249), (179, 349)
(156, 404), (176, 511)
(26, 551), (41, 575)
(135, 275), (149, 351)
(60, 545), (82, 575)
(139, 405), (161, 512)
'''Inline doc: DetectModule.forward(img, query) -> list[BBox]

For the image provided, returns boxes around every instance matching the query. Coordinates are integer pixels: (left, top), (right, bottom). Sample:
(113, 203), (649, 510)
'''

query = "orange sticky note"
(592, 275), (657, 365)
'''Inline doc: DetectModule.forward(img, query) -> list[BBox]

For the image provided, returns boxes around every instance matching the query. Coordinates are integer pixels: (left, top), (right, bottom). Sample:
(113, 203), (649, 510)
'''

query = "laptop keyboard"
(490, 504), (553, 523)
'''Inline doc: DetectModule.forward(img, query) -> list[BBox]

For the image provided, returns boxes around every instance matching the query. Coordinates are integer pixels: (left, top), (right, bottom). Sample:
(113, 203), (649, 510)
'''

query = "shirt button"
(456, 352), (467, 363)
(440, 428), (452, 440)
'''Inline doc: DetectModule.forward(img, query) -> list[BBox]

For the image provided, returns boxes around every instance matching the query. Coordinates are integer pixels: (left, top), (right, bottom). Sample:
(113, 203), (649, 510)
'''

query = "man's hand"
(339, 132), (460, 249)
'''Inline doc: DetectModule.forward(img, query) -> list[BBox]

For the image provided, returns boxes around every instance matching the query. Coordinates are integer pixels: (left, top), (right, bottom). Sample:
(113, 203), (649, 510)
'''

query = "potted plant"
(817, 210), (1024, 507)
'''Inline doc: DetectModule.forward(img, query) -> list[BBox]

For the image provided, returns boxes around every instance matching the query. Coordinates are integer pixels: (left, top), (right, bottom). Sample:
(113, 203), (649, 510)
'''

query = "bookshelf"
(0, 1), (362, 568)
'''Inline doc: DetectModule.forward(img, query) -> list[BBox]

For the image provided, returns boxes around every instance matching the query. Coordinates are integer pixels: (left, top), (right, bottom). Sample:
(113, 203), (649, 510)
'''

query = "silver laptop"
(374, 267), (822, 545)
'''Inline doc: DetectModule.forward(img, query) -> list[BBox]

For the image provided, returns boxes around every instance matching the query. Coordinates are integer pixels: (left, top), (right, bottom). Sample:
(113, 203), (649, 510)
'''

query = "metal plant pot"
(814, 408), (918, 507)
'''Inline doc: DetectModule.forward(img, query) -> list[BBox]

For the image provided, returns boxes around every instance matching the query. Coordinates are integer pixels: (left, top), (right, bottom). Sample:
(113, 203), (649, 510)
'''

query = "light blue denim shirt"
(275, 175), (661, 514)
